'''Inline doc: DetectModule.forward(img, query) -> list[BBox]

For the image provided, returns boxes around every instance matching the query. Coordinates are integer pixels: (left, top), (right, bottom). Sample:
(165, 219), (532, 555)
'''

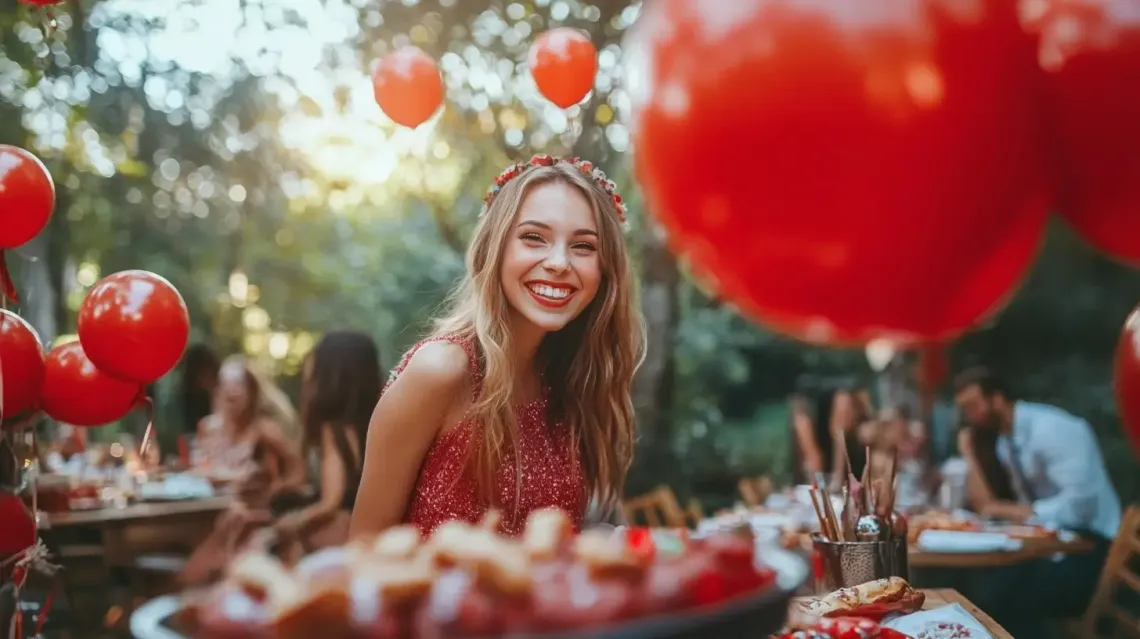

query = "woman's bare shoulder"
(394, 340), (470, 393)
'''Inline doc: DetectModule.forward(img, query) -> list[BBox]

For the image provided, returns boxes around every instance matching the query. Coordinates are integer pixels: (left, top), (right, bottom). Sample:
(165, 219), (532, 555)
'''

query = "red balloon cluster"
(626, 0), (1051, 346)
(39, 269), (190, 427)
(0, 270), (189, 429)
(0, 145), (55, 304)
(1115, 306), (1140, 459)
(529, 28), (598, 108)
(1020, 0), (1140, 266)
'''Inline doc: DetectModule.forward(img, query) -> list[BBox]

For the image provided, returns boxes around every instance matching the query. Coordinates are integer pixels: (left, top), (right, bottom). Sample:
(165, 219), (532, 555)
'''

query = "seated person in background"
(870, 407), (934, 509)
(272, 331), (384, 557)
(180, 357), (305, 584)
(953, 366), (1120, 637)
(790, 387), (872, 488)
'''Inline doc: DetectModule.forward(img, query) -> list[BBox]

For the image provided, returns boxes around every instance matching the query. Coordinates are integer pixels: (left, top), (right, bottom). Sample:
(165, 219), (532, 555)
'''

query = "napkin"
(882, 603), (994, 638)
(915, 530), (1022, 553)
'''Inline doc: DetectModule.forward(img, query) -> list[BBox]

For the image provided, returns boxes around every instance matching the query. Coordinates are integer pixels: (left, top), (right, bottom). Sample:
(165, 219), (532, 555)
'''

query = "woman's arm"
(277, 425), (348, 535)
(792, 409), (824, 477)
(256, 420), (307, 495)
(958, 428), (996, 510)
(349, 342), (470, 538)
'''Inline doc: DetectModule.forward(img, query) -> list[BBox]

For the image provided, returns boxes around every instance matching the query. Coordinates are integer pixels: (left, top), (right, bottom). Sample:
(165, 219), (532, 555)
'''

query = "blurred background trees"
(2, 0), (1137, 507)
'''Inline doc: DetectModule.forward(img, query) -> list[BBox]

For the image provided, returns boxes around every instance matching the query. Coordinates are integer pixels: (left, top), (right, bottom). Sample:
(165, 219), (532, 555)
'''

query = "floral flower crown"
(480, 154), (628, 227)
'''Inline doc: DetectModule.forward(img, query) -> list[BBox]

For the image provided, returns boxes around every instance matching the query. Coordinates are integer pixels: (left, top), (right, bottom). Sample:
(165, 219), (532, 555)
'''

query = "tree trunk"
(628, 225), (681, 494)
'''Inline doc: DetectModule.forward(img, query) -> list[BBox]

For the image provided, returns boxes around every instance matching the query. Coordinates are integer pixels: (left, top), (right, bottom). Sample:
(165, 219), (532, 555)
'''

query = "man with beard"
(953, 366), (1119, 637)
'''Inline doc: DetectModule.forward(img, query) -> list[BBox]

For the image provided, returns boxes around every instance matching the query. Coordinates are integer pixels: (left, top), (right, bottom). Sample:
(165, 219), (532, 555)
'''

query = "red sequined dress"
(386, 335), (586, 537)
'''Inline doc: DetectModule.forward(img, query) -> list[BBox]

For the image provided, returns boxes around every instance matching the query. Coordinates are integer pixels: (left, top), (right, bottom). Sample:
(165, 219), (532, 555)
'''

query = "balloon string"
(0, 252), (17, 306)
(1, 539), (59, 639)
(138, 395), (155, 463)
(28, 428), (39, 521)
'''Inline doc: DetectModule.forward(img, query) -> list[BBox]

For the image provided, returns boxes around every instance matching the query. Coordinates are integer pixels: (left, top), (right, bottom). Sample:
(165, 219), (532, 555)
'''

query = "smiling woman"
(349, 155), (645, 539)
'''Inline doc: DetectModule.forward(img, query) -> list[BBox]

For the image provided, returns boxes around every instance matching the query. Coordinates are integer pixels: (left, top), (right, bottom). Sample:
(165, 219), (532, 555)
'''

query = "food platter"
(131, 544), (809, 639)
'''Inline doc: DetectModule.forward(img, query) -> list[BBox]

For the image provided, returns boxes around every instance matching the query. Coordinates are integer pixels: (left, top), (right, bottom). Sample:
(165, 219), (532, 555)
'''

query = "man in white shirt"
(954, 366), (1120, 637)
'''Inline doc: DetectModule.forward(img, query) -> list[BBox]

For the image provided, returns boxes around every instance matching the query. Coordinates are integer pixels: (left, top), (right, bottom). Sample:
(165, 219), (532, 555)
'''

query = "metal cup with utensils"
(811, 534), (909, 593)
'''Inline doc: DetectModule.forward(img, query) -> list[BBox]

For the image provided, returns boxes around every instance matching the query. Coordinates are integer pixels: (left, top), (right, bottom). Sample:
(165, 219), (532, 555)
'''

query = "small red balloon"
(1021, 0), (1140, 265)
(371, 46), (444, 128)
(41, 341), (143, 427)
(77, 270), (190, 384)
(0, 310), (45, 426)
(0, 490), (35, 559)
(0, 145), (54, 250)
(530, 28), (598, 108)
(626, 0), (1051, 345)
(1115, 306), (1140, 459)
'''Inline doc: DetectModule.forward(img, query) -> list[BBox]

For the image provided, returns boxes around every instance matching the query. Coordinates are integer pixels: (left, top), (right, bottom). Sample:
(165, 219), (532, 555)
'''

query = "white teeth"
(528, 283), (571, 300)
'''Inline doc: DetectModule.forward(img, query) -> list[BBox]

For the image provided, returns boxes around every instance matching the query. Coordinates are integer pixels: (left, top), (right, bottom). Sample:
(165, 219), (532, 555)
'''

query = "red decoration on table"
(0, 145), (55, 304)
(1115, 306), (1140, 459)
(0, 489), (35, 560)
(77, 269), (190, 384)
(1021, 0), (1140, 266)
(0, 310), (45, 426)
(625, 0), (1051, 346)
(625, 526), (656, 561)
(40, 341), (143, 427)
(529, 28), (598, 108)
(776, 617), (915, 638)
(16, 0), (64, 5)
(371, 46), (444, 129)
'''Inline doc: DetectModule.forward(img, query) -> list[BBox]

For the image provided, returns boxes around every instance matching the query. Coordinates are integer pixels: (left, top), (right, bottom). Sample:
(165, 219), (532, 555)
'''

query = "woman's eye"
(520, 233), (545, 243)
(572, 242), (597, 252)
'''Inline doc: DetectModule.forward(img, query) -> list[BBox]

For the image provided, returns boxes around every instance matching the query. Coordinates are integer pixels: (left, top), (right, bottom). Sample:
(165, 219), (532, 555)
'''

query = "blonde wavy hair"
(433, 161), (646, 515)
(219, 355), (301, 440)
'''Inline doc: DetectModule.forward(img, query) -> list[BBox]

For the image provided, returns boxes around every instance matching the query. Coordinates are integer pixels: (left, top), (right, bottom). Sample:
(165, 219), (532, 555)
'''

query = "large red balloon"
(626, 0), (1051, 346)
(1021, 0), (1140, 265)
(0, 145), (54, 250)
(371, 46), (444, 128)
(0, 310), (45, 426)
(530, 28), (598, 108)
(1115, 306), (1140, 458)
(77, 270), (190, 384)
(0, 490), (34, 559)
(41, 341), (142, 427)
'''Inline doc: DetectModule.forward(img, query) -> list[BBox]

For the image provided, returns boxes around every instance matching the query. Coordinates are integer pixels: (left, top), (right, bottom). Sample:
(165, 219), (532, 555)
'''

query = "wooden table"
(909, 535), (1094, 568)
(47, 496), (230, 567)
(42, 497), (230, 628)
(792, 588), (1012, 638)
(48, 496), (230, 528)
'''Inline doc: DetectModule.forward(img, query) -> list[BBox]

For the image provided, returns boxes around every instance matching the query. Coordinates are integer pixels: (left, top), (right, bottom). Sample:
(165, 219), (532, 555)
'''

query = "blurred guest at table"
(178, 344), (220, 436)
(271, 331), (383, 554)
(194, 355), (304, 491)
(953, 366), (1119, 637)
(791, 387), (872, 488)
(869, 406), (934, 509)
(180, 356), (304, 584)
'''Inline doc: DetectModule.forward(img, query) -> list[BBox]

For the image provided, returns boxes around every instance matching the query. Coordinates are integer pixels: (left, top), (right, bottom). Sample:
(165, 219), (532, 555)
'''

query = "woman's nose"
(543, 246), (570, 272)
